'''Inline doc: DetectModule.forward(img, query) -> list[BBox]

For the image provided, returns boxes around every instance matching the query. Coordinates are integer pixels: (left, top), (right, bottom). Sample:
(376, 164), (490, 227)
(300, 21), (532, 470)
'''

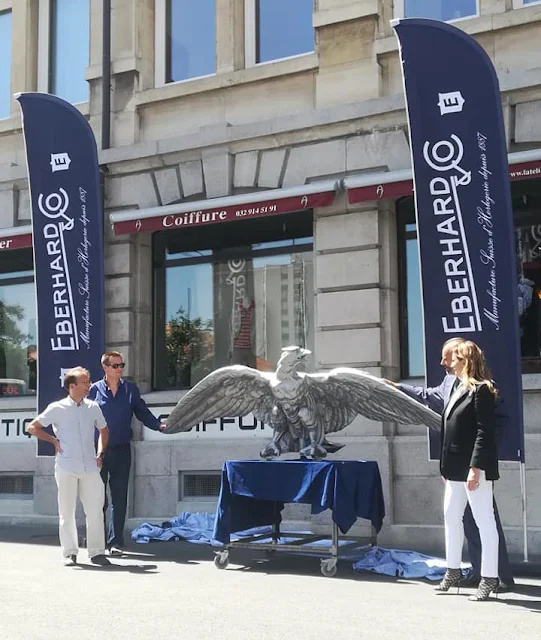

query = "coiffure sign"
(144, 408), (272, 441)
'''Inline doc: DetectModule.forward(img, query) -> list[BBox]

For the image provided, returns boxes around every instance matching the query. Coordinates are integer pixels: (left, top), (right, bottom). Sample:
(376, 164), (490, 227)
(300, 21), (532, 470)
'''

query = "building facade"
(0, 0), (541, 554)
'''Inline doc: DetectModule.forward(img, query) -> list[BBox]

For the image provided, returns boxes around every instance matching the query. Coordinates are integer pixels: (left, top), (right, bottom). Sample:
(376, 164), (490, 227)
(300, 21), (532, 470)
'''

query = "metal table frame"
(214, 519), (377, 577)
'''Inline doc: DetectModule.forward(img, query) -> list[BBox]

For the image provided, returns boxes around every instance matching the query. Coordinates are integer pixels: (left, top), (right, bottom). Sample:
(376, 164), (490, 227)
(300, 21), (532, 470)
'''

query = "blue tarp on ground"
(131, 512), (272, 545)
(132, 513), (459, 582)
(353, 546), (453, 581)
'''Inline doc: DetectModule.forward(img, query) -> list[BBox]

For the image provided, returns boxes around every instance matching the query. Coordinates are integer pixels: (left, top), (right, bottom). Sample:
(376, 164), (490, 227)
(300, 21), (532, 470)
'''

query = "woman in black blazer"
(435, 340), (500, 601)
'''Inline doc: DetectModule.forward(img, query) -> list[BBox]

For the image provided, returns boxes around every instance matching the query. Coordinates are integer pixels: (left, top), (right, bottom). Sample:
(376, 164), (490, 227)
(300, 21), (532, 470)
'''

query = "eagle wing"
(302, 368), (441, 434)
(163, 365), (276, 433)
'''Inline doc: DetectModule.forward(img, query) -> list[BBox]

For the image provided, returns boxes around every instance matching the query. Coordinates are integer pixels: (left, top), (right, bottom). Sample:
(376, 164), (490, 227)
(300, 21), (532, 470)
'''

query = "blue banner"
(17, 93), (105, 456)
(393, 19), (524, 462)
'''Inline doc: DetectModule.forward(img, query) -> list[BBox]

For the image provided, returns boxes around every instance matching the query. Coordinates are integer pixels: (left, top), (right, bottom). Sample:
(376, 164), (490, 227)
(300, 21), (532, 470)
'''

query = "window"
(513, 0), (541, 7)
(397, 0), (478, 21)
(165, 0), (216, 83)
(153, 211), (314, 390)
(0, 10), (12, 119)
(0, 249), (37, 396)
(398, 179), (541, 376)
(38, 0), (90, 104)
(246, 0), (314, 66)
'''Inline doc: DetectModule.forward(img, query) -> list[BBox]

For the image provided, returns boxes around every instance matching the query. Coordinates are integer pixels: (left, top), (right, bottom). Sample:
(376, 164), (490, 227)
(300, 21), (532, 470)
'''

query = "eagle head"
(276, 346), (311, 377)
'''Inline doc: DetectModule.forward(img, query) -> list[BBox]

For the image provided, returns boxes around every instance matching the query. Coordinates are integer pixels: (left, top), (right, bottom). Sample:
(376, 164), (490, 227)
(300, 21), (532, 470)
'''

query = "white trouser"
(54, 467), (105, 559)
(443, 471), (498, 578)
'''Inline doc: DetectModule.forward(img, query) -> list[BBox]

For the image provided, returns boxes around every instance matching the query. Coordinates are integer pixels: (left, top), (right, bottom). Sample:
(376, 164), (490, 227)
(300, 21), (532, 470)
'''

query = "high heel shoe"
(434, 568), (462, 593)
(469, 577), (499, 601)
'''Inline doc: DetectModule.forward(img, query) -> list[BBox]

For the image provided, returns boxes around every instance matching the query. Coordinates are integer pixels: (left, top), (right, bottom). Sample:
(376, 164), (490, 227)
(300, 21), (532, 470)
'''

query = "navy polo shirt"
(88, 378), (160, 446)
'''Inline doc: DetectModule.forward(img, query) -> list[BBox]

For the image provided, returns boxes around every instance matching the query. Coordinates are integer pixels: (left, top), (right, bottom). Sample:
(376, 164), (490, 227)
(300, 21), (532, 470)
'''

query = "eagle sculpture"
(164, 346), (440, 459)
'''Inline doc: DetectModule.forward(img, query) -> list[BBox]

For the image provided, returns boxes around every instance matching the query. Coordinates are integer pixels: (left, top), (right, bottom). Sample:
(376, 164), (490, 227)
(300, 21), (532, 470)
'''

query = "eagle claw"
(260, 441), (281, 460)
(299, 443), (327, 460)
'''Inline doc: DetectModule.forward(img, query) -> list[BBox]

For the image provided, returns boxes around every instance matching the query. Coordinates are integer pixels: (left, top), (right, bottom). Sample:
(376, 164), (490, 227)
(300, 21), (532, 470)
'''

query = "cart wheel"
(320, 559), (337, 578)
(214, 551), (229, 570)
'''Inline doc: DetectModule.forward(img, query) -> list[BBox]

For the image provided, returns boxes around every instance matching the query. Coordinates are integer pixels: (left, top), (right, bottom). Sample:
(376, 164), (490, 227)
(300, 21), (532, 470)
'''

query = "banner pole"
(520, 461), (528, 563)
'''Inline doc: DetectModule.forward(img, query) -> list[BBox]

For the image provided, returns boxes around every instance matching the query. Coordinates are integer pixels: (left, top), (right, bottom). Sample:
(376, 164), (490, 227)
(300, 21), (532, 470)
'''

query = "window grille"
(179, 472), (221, 500)
(0, 475), (33, 495)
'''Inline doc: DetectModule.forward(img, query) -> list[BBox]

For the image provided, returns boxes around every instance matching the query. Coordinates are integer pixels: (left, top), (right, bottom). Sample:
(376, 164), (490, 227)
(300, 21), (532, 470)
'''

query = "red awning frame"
(345, 149), (541, 205)
(110, 180), (338, 236)
(0, 225), (32, 251)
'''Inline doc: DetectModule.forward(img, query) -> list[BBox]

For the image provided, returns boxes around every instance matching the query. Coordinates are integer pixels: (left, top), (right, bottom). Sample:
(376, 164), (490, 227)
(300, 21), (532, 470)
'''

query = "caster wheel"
(320, 560), (337, 578)
(214, 552), (229, 569)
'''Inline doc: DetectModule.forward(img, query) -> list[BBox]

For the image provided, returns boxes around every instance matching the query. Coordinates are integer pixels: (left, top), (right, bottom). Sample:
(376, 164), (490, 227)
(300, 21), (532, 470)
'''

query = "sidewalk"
(2, 516), (541, 577)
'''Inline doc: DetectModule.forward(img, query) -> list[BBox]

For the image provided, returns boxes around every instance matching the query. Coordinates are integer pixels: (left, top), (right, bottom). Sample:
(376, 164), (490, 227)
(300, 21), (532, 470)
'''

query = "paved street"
(1, 525), (540, 640)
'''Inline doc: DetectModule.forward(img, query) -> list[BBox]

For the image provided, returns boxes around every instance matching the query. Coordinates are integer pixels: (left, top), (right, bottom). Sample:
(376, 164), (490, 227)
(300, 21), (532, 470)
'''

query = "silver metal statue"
(164, 346), (440, 459)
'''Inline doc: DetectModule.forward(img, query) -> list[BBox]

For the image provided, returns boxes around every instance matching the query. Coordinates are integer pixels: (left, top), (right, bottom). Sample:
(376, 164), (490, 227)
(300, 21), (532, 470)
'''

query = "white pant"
(54, 467), (105, 559)
(443, 471), (498, 578)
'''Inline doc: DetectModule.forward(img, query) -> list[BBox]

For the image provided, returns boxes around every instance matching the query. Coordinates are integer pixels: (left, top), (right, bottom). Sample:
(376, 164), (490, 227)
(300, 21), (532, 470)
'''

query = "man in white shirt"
(28, 366), (111, 566)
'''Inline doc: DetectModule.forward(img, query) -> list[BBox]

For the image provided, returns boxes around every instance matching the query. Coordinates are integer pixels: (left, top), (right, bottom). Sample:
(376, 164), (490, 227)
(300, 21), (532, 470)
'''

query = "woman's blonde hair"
(454, 340), (497, 396)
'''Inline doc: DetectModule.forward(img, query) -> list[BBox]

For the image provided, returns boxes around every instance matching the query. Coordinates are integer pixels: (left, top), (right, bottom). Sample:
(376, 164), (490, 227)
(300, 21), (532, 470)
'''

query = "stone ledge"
(85, 56), (141, 81)
(376, 5), (541, 57)
(0, 113), (22, 135)
(136, 53), (318, 107)
(313, 0), (379, 28)
(99, 94), (405, 170)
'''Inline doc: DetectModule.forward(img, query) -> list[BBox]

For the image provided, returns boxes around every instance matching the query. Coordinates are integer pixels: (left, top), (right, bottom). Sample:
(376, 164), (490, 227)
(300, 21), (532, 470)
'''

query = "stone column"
(88, 0), (155, 147)
(9, 0), (38, 114)
(314, 0), (381, 108)
(216, 0), (244, 73)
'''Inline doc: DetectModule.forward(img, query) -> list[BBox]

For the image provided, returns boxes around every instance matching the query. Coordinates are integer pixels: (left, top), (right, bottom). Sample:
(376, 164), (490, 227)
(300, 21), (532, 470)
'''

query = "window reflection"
(167, 0), (216, 83)
(0, 11), (12, 119)
(256, 0), (314, 64)
(404, 0), (477, 21)
(405, 238), (424, 377)
(0, 277), (37, 397)
(50, 0), (90, 104)
(155, 214), (314, 389)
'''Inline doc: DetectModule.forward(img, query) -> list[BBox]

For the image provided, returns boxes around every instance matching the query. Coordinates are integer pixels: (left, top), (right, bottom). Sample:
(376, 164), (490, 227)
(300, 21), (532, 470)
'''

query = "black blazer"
(440, 383), (499, 482)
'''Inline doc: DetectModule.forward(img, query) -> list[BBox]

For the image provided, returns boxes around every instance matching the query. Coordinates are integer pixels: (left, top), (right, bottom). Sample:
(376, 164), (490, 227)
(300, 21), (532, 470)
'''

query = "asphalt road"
(1, 525), (540, 640)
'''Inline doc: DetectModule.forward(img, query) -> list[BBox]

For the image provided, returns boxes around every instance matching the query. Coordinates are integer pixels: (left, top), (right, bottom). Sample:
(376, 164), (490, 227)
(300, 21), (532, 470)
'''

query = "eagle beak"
(300, 349), (311, 357)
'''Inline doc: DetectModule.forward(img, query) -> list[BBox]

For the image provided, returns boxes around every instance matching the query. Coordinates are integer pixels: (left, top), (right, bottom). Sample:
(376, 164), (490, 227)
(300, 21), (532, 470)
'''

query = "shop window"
(0, 249), (37, 396)
(153, 211), (314, 390)
(397, 0), (478, 21)
(245, 0), (314, 66)
(165, 0), (216, 83)
(39, 0), (90, 104)
(513, 0), (541, 7)
(398, 179), (541, 377)
(0, 10), (12, 119)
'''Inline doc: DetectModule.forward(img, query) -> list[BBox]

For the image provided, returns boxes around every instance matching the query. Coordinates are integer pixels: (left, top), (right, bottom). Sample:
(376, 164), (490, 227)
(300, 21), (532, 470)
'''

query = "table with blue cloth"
(213, 459), (385, 545)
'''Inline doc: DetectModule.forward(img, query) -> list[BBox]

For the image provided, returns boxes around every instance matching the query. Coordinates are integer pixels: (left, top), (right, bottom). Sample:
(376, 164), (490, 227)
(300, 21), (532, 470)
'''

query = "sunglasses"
(107, 363), (126, 369)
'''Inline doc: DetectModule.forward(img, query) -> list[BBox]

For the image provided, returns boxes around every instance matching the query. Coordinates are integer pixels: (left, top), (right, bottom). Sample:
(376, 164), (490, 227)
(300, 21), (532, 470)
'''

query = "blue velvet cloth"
(213, 459), (385, 544)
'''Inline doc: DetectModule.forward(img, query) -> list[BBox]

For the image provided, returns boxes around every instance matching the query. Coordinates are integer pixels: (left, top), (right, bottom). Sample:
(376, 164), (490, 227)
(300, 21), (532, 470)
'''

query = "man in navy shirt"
(88, 351), (166, 554)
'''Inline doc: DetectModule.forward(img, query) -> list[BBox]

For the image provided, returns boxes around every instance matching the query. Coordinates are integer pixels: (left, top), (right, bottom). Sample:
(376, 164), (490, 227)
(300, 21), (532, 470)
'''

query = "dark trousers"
(463, 497), (514, 584)
(100, 444), (131, 547)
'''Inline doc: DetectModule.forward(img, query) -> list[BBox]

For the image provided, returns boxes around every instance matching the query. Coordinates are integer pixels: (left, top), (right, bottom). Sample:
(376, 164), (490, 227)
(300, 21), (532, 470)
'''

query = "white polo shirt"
(37, 396), (107, 474)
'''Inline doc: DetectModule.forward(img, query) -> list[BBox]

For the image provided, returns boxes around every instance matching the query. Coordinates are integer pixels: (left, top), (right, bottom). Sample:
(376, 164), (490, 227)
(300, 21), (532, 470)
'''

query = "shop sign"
(144, 408), (272, 441)
(0, 412), (35, 444)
